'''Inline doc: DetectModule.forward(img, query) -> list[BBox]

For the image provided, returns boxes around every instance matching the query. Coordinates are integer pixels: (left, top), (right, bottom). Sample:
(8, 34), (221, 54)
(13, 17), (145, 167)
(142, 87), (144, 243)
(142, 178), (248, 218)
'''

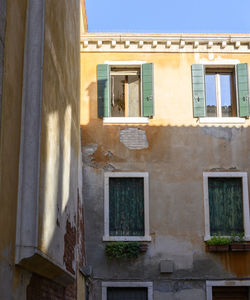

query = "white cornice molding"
(80, 33), (250, 53)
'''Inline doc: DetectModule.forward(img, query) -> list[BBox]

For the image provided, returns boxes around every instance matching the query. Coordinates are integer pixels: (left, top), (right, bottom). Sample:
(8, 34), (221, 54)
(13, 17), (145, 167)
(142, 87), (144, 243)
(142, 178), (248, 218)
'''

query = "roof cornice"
(80, 33), (250, 53)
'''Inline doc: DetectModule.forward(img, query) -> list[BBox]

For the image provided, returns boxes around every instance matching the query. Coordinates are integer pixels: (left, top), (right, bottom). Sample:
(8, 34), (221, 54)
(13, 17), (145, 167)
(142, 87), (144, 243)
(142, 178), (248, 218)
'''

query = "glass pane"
(111, 75), (125, 117)
(128, 75), (140, 117)
(205, 74), (217, 117)
(220, 74), (232, 117)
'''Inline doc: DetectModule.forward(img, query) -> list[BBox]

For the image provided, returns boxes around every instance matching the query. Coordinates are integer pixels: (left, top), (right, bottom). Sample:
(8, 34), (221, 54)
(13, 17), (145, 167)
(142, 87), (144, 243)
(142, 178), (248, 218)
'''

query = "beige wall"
(81, 49), (250, 299)
(0, 0), (28, 297)
(0, 0), (84, 298)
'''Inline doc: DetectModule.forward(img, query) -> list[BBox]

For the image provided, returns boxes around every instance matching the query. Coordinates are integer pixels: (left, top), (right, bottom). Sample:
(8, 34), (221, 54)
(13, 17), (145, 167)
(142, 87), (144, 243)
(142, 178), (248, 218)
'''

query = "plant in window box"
(230, 233), (250, 251)
(206, 236), (231, 252)
(105, 242), (148, 259)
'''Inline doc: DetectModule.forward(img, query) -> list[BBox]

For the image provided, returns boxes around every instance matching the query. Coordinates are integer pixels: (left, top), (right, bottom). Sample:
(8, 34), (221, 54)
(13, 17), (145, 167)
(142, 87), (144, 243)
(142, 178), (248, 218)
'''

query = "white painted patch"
(120, 128), (148, 150)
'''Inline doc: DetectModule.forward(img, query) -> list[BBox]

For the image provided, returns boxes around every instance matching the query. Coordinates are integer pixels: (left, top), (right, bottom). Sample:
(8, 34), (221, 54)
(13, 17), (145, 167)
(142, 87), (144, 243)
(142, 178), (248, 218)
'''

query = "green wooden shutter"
(142, 63), (154, 117)
(97, 64), (109, 117)
(208, 178), (244, 236)
(107, 287), (148, 300)
(109, 178), (144, 236)
(237, 63), (250, 117)
(192, 64), (206, 117)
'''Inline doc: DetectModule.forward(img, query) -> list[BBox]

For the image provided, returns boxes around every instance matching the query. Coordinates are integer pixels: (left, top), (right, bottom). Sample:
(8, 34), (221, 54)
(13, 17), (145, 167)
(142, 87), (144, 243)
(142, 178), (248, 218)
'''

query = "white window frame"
(200, 62), (246, 124)
(103, 172), (151, 242)
(102, 281), (153, 300)
(206, 280), (250, 300)
(203, 172), (250, 241)
(103, 61), (149, 124)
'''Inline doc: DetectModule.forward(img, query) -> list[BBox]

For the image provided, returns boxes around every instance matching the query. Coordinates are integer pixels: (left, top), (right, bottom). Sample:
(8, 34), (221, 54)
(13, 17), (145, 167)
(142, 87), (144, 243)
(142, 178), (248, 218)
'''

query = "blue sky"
(85, 0), (250, 33)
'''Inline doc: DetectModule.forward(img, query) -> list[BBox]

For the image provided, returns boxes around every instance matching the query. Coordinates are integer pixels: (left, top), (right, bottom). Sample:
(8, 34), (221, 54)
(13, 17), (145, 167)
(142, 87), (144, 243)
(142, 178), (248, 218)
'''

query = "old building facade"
(81, 33), (250, 300)
(0, 1), (87, 299)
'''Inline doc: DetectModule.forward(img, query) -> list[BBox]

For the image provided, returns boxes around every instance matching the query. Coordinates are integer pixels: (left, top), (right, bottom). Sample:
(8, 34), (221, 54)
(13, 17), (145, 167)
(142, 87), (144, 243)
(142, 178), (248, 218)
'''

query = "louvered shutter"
(237, 63), (250, 117)
(97, 64), (110, 117)
(142, 63), (154, 117)
(208, 178), (244, 236)
(192, 64), (206, 117)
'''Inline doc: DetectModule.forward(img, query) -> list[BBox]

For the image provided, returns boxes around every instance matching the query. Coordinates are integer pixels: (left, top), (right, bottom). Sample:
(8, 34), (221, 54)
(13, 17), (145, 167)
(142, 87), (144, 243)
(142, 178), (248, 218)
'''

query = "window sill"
(103, 117), (149, 124)
(199, 117), (245, 124)
(103, 235), (152, 242)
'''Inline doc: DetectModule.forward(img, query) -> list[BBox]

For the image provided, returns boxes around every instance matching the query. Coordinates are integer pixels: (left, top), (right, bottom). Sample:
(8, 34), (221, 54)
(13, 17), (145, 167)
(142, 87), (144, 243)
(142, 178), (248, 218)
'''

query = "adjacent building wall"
(80, 45), (250, 300)
(0, 1), (85, 299)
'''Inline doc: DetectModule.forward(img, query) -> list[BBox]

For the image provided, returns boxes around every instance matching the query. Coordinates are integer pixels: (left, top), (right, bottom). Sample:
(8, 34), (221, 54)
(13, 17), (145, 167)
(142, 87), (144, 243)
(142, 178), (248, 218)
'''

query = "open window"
(203, 172), (250, 240)
(97, 63), (154, 120)
(192, 64), (250, 119)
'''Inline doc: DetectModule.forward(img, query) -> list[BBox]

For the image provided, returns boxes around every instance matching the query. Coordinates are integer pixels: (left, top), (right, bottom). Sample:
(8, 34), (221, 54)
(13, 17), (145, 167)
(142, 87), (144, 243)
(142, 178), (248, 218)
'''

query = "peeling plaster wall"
(0, 0), (84, 299)
(39, 0), (80, 275)
(81, 51), (250, 299)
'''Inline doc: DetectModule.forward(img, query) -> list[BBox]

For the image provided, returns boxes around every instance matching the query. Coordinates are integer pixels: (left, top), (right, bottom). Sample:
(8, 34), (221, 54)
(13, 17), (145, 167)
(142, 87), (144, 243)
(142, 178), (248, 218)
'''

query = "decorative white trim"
(103, 117), (149, 124)
(102, 282), (153, 300)
(81, 33), (250, 53)
(103, 172), (150, 242)
(206, 280), (250, 300)
(203, 172), (250, 241)
(104, 60), (146, 65)
(199, 117), (246, 124)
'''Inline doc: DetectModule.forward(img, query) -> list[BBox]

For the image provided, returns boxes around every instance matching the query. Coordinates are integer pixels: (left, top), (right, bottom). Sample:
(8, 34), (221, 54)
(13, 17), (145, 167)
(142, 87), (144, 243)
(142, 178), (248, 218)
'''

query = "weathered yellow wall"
(80, 49), (250, 292)
(39, 0), (80, 269)
(0, 0), (28, 297)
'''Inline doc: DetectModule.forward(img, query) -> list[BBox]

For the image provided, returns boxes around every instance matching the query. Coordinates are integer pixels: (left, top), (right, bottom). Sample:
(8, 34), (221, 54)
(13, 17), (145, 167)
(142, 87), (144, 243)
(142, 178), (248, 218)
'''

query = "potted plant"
(230, 233), (250, 251)
(105, 242), (147, 259)
(206, 235), (231, 252)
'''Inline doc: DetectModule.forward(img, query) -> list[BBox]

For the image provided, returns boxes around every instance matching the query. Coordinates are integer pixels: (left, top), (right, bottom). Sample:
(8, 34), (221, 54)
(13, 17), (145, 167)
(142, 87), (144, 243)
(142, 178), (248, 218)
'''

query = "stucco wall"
(81, 51), (250, 299)
(0, 1), (83, 299)
(39, 0), (80, 272)
(0, 0), (28, 298)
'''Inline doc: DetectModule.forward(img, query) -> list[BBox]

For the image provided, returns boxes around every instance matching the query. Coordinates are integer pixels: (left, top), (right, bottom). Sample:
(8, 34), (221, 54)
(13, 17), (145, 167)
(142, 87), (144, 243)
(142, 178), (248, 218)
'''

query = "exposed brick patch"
(63, 220), (76, 274)
(77, 189), (86, 266)
(26, 273), (76, 300)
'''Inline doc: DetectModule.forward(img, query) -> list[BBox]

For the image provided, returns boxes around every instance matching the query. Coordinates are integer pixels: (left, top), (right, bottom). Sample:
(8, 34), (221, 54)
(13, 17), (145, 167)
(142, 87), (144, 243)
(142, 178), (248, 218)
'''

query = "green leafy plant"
(105, 242), (141, 259)
(230, 232), (245, 243)
(206, 235), (231, 245)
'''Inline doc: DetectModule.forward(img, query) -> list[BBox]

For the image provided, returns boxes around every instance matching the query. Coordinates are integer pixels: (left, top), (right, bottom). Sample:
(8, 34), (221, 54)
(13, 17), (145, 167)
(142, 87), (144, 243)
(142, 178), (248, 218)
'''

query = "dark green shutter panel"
(97, 64), (109, 117)
(109, 178), (144, 236)
(142, 63), (154, 117)
(192, 64), (206, 117)
(237, 63), (250, 117)
(107, 287), (148, 300)
(208, 178), (244, 236)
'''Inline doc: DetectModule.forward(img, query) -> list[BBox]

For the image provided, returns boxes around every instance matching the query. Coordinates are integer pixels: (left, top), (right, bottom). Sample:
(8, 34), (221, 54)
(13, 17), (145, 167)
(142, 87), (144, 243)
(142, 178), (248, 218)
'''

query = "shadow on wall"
(80, 81), (250, 279)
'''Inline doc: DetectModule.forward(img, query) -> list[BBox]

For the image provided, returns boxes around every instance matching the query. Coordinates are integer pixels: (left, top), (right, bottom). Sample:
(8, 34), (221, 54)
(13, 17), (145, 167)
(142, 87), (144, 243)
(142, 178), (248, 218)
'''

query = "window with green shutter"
(203, 172), (250, 240)
(192, 63), (250, 118)
(97, 63), (154, 119)
(208, 178), (244, 236)
(109, 178), (144, 236)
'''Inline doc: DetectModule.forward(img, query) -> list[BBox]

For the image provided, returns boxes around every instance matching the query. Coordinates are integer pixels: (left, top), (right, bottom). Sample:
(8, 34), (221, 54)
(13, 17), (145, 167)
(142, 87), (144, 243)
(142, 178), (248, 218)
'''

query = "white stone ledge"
(103, 235), (152, 242)
(103, 117), (149, 124)
(199, 117), (246, 124)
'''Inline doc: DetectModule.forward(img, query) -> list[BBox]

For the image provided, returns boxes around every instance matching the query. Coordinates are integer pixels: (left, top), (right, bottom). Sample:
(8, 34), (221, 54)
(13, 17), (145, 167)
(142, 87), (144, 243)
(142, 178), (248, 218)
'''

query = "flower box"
(230, 243), (250, 251)
(207, 244), (229, 252)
